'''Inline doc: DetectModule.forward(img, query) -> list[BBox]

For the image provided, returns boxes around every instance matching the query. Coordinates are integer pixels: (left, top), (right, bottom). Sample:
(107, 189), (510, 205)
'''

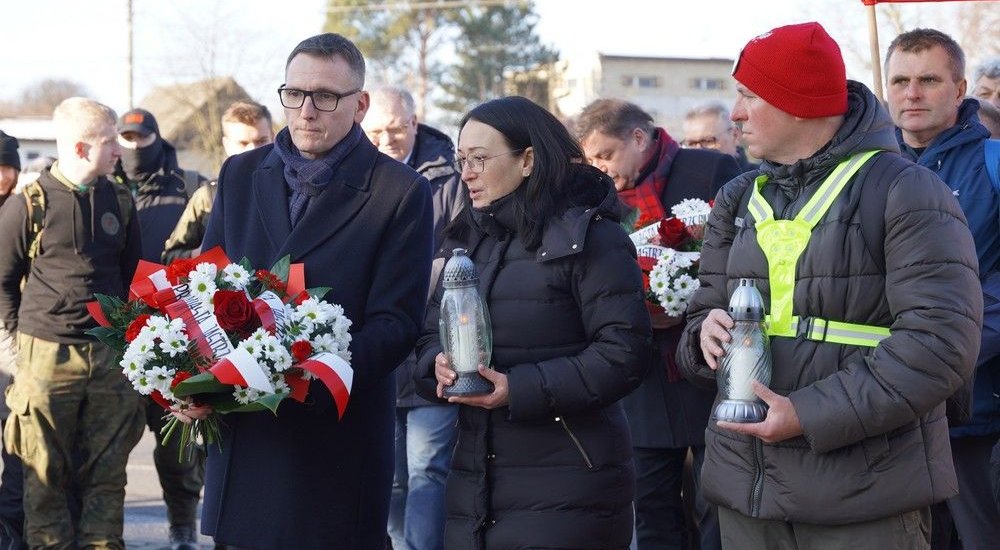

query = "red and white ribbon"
(209, 347), (275, 394)
(163, 283), (235, 362)
(252, 290), (287, 337)
(131, 269), (178, 309)
(298, 352), (353, 419)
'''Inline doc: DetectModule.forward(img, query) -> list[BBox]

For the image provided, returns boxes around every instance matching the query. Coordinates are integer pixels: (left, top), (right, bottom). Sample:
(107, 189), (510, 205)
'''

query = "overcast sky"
(1, 0), (986, 122)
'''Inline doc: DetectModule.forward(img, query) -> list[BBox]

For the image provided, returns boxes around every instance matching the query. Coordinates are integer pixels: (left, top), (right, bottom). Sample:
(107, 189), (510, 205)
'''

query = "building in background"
(552, 53), (735, 132)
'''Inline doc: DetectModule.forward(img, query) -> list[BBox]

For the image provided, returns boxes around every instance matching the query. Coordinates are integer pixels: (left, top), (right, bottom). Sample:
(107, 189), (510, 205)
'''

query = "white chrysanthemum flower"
(188, 271), (217, 304)
(133, 376), (154, 395)
(127, 336), (158, 359)
(312, 332), (337, 353)
(295, 299), (324, 324)
(194, 262), (218, 279)
(160, 334), (187, 357)
(237, 339), (263, 359)
(246, 388), (263, 401)
(271, 349), (293, 372)
(233, 386), (253, 404)
(120, 356), (146, 380)
(249, 327), (269, 343)
(271, 375), (290, 395)
(222, 264), (252, 289)
(142, 316), (171, 339)
(147, 366), (176, 385)
(672, 274), (698, 293)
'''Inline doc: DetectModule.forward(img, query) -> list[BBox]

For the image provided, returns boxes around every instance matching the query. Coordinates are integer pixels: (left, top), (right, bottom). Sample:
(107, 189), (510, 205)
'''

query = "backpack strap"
(23, 181), (46, 260)
(111, 181), (133, 228)
(985, 139), (1000, 230)
(986, 139), (1000, 190)
(180, 169), (202, 198)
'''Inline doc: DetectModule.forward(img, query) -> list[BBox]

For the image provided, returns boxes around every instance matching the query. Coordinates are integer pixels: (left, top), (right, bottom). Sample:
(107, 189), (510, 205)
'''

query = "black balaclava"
(120, 137), (165, 181)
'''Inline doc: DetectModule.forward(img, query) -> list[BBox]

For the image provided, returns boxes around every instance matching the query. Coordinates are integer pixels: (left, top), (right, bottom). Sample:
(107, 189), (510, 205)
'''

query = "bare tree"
(0, 79), (91, 117)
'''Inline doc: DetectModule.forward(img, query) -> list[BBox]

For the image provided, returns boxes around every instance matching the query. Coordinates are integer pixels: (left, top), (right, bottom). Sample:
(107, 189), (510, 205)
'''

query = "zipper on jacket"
(556, 416), (594, 469)
(749, 438), (764, 517)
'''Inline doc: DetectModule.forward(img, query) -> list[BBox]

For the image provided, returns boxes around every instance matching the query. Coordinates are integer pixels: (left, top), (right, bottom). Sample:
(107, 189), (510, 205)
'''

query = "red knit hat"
(732, 22), (847, 119)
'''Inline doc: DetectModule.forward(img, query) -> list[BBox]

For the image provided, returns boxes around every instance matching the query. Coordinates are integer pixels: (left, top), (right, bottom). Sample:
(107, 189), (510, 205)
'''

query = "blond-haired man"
(0, 97), (145, 549)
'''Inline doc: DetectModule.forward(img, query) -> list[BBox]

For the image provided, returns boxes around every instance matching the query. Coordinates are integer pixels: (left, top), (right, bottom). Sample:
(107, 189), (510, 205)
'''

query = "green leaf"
(86, 326), (125, 352)
(306, 287), (332, 300)
(171, 372), (230, 397)
(239, 257), (254, 272)
(269, 256), (291, 282)
(255, 393), (286, 415)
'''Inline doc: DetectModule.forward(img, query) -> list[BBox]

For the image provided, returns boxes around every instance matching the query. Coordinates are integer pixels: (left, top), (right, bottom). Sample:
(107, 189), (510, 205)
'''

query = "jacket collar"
(252, 139), (377, 261)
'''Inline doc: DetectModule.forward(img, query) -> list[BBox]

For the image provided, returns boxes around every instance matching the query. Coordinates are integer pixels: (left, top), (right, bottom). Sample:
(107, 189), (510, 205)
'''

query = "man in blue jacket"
(886, 27), (1000, 550)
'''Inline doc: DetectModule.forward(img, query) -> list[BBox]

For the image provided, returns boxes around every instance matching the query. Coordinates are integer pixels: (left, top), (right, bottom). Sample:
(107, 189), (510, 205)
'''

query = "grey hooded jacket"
(677, 81), (982, 524)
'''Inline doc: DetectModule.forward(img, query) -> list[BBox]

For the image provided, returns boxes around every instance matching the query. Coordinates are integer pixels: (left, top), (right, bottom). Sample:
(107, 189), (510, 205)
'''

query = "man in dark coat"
(363, 86), (462, 550)
(199, 33), (434, 549)
(678, 22), (980, 549)
(577, 98), (739, 550)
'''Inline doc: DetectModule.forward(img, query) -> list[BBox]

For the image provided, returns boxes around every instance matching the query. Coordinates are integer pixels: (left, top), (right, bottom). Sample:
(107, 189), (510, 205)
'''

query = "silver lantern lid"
(728, 278), (766, 321)
(442, 248), (479, 289)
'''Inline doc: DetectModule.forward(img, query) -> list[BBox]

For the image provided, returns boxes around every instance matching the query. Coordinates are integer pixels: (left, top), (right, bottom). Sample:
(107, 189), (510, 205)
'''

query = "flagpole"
(866, 2), (885, 101)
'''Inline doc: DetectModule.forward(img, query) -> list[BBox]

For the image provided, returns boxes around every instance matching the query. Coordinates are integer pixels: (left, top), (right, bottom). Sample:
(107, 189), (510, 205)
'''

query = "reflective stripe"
(752, 151), (890, 346)
(777, 316), (891, 347)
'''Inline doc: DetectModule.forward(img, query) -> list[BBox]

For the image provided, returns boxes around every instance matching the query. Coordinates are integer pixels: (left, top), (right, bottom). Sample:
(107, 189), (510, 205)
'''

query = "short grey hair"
(684, 101), (734, 128)
(286, 33), (366, 89)
(369, 86), (416, 118)
(975, 57), (1000, 82)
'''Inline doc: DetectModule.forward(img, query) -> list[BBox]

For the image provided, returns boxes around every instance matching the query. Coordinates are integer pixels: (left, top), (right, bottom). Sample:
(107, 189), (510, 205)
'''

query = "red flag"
(862, 0), (977, 4)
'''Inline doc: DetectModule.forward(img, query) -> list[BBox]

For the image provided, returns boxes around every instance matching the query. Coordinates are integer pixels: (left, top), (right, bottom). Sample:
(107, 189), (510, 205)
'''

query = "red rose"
(170, 370), (193, 389)
(658, 217), (691, 249)
(166, 258), (198, 285)
(213, 290), (260, 336)
(291, 340), (313, 363)
(125, 314), (151, 342)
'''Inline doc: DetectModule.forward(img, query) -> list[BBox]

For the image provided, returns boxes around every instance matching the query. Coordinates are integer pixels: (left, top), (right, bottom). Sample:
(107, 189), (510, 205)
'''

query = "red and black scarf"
(617, 128), (680, 228)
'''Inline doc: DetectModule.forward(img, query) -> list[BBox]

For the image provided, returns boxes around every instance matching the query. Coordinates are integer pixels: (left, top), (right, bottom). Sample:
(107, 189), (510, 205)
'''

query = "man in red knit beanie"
(676, 21), (979, 550)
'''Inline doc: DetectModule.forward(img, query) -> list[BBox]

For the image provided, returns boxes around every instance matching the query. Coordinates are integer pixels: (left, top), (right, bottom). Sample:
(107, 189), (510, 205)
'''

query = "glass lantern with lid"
(440, 248), (494, 397)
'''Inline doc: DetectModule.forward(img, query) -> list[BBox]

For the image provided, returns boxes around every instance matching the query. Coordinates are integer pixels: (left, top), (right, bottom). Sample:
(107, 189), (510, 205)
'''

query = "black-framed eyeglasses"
(454, 148), (526, 174)
(277, 86), (360, 112)
(680, 136), (720, 149)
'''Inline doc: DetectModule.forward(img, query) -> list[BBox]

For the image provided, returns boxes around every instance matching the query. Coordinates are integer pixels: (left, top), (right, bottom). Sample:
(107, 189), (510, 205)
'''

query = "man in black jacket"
(577, 99), (740, 550)
(0, 97), (145, 549)
(363, 85), (462, 550)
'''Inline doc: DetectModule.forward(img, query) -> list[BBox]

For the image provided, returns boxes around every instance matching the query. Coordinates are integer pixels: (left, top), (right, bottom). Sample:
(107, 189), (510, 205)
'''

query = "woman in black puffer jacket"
(414, 96), (653, 550)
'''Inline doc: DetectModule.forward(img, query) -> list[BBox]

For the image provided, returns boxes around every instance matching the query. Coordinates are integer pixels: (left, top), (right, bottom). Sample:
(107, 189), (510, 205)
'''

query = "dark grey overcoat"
(200, 137), (433, 549)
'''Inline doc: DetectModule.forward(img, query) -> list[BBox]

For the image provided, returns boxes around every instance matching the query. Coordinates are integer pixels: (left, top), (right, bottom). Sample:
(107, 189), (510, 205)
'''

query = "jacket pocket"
(556, 416), (594, 470)
(3, 385), (31, 458)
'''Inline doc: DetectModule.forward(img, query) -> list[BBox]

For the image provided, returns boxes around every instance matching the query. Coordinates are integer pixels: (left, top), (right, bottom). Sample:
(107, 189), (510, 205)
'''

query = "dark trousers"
(634, 446), (720, 550)
(719, 506), (930, 550)
(145, 400), (205, 527)
(931, 433), (1000, 550)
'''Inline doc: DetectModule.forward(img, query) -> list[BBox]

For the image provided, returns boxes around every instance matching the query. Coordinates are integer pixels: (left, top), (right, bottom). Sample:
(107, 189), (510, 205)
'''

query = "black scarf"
(272, 124), (364, 227)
